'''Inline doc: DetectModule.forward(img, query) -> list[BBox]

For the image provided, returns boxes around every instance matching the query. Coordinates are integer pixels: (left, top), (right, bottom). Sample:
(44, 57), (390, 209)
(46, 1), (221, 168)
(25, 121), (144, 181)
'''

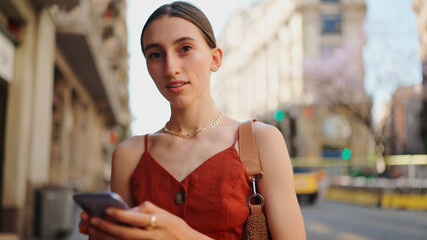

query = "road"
(301, 200), (427, 240)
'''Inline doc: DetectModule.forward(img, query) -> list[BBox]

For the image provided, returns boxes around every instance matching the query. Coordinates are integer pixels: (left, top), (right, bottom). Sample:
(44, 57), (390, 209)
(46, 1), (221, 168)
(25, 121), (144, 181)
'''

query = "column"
(28, 9), (56, 184)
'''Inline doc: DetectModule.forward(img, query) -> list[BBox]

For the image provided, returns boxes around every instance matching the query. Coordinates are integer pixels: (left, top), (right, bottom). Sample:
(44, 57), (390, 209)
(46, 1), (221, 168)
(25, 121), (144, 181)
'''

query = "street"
(302, 200), (427, 240)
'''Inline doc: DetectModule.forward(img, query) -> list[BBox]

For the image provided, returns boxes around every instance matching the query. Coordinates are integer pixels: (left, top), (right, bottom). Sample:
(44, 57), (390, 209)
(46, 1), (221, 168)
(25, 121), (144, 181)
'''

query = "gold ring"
(149, 214), (157, 228)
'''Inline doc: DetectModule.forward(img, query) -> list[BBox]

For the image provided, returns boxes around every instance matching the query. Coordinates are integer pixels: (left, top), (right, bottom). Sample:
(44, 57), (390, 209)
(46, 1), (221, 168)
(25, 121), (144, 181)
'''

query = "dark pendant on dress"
(175, 190), (186, 205)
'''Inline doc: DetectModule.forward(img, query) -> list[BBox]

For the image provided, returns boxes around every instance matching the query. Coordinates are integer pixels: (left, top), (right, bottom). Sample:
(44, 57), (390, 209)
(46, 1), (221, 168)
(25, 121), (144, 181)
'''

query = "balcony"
(50, 0), (127, 125)
(33, 0), (79, 10)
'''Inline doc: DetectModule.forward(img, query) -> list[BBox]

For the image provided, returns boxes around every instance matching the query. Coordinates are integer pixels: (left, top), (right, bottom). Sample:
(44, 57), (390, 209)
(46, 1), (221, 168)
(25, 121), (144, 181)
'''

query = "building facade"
(383, 84), (424, 155)
(412, 0), (427, 152)
(0, 0), (131, 238)
(212, 0), (371, 169)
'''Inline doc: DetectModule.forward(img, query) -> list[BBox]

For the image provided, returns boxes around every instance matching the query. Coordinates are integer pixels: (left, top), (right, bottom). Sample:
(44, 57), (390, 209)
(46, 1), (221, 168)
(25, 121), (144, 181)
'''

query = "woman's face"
(142, 16), (221, 108)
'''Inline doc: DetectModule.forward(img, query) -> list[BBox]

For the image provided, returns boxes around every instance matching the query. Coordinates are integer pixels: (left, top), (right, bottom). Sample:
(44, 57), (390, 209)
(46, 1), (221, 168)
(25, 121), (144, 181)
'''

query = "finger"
(81, 211), (90, 221)
(105, 207), (155, 228)
(79, 212), (90, 235)
(90, 217), (121, 239)
(130, 206), (140, 212)
(90, 216), (155, 239)
(89, 226), (120, 240)
(138, 201), (168, 215)
(79, 220), (89, 235)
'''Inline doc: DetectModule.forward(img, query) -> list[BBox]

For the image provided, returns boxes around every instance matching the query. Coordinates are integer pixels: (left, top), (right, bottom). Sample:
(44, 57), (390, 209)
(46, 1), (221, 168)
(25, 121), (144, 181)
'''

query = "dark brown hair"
(140, 1), (217, 56)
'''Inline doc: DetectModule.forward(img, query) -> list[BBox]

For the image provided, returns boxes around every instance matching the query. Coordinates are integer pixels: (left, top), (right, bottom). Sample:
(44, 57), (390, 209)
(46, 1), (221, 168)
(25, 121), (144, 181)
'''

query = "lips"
(166, 81), (189, 93)
(167, 82), (187, 88)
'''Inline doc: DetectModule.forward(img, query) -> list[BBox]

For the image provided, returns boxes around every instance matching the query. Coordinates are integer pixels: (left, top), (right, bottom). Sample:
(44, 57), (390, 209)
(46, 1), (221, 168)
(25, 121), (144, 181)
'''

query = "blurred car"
(293, 167), (320, 204)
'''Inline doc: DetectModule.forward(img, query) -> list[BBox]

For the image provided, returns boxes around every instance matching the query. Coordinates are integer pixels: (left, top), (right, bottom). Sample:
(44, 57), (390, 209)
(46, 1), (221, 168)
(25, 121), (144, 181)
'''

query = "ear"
(210, 47), (223, 72)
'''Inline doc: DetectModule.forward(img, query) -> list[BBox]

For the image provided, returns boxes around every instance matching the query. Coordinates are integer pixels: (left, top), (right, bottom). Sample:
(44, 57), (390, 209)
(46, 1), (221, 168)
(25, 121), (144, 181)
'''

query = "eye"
(180, 45), (192, 53)
(147, 51), (163, 59)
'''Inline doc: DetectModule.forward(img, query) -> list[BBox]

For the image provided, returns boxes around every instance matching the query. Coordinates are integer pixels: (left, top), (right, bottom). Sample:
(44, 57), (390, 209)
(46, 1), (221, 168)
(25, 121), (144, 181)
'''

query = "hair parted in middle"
(140, 1), (217, 56)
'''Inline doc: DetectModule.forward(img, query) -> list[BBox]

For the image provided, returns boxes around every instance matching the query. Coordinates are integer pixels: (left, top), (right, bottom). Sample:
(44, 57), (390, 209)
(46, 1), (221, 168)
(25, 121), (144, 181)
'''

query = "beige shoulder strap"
(238, 119), (262, 179)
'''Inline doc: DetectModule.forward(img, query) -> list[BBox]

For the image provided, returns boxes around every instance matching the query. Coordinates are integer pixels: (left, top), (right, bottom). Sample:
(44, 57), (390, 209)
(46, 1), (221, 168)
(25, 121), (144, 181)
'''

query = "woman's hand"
(79, 211), (90, 235)
(86, 201), (213, 240)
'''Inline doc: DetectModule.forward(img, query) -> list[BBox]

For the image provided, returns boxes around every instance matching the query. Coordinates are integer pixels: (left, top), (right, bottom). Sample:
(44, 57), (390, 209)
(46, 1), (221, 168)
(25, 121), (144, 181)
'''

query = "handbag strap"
(238, 119), (262, 179)
(239, 119), (264, 215)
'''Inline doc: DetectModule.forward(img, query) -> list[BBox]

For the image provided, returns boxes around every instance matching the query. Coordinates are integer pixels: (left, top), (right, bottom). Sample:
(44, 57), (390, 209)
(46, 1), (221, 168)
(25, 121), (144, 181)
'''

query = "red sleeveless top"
(130, 133), (252, 239)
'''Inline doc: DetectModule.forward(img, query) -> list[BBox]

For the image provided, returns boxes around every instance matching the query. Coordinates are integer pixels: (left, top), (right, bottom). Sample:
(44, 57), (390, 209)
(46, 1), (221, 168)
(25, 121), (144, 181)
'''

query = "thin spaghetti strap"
(144, 134), (149, 151)
(233, 128), (239, 147)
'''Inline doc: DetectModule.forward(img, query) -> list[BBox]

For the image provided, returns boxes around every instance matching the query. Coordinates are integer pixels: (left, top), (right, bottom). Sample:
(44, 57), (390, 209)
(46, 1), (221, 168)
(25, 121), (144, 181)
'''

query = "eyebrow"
(144, 36), (197, 53)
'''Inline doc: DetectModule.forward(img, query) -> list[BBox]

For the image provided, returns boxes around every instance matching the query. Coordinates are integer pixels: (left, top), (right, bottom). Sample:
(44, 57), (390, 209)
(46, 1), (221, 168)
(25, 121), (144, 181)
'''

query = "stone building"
(383, 84), (424, 155)
(412, 0), (427, 152)
(213, 0), (372, 169)
(0, 0), (131, 238)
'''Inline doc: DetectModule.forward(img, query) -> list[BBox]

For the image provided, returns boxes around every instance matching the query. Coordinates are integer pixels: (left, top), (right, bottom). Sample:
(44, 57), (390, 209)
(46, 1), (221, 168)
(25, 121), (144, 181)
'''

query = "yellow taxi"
(293, 167), (321, 204)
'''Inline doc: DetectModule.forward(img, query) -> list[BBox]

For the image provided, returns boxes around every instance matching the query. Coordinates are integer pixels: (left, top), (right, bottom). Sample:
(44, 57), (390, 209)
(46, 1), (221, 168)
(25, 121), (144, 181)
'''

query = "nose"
(165, 54), (180, 78)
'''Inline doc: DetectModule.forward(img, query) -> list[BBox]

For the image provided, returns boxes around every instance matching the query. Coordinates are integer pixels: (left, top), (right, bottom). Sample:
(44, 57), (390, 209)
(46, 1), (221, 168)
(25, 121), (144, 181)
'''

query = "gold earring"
(212, 67), (217, 72)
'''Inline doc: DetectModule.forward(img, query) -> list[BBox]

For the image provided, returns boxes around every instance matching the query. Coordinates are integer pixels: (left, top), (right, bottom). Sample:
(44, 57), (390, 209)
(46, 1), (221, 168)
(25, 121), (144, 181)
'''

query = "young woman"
(81, 1), (306, 239)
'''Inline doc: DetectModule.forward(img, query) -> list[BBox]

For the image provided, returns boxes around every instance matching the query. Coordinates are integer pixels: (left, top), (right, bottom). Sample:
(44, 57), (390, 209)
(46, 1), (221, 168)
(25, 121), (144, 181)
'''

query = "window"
(322, 145), (341, 158)
(321, 14), (341, 34)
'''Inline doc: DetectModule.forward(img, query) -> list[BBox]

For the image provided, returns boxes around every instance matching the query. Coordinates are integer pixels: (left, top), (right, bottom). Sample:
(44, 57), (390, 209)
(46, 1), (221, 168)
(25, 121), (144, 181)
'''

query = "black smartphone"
(73, 192), (130, 218)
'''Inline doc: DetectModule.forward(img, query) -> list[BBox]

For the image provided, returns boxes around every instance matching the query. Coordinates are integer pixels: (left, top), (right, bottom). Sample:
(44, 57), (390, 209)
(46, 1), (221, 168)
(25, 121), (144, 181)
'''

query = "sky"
(127, 0), (422, 135)
(363, 0), (421, 123)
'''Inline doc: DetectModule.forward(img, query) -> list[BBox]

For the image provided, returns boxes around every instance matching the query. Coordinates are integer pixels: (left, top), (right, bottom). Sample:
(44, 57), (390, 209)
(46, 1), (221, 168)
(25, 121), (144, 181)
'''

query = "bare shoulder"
(111, 135), (146, 206)
(112, 135), (145, 166)
(252, 121), (284, 143)
(251, 121), (290, 168)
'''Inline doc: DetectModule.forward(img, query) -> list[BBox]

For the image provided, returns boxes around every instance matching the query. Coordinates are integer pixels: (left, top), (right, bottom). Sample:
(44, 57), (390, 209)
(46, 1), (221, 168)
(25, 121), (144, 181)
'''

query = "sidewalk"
(325, 176), (427, 209)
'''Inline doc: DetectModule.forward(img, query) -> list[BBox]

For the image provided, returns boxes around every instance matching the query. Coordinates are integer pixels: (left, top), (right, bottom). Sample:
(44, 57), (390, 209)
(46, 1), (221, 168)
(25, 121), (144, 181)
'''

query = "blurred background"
(0, 0), (426, 239)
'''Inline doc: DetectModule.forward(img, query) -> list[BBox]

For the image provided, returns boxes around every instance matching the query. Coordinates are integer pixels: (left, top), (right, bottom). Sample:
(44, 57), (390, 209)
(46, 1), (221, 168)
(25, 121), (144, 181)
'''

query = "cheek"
(187, 54), (211, 74)
(147, 64), (162, 81)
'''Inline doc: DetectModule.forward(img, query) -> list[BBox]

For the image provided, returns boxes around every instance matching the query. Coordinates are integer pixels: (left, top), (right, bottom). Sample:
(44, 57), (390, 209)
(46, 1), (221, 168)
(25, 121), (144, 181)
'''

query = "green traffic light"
(274, 110), (285, 122)
(342, 148), (352, 160)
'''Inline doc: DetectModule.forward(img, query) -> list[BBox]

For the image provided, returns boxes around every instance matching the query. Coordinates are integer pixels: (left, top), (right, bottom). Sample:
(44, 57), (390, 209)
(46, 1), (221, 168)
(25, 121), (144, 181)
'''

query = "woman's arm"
(253, 122), (306, 240)
(79, 136), (143, 236)
(110, 136), (144, 207)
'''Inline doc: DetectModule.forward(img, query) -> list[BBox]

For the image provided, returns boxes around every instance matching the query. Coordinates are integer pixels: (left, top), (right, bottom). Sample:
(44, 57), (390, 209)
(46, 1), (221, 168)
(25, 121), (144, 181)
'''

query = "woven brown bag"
(239, 120), (271, 240)
(242, 207), (269, 240)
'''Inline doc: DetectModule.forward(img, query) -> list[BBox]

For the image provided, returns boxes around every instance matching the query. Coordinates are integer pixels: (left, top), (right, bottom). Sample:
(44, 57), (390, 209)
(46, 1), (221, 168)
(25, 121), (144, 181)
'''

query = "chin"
(168, 98), (193, 109)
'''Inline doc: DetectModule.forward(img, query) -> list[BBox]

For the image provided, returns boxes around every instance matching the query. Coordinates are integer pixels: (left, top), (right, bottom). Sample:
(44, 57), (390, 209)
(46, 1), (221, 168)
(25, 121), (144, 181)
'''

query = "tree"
(303, 36), (388, 174)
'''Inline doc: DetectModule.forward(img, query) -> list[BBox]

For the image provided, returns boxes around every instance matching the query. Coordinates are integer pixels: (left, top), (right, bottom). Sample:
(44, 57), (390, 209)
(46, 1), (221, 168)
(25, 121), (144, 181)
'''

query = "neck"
(166, 98), (220, 133)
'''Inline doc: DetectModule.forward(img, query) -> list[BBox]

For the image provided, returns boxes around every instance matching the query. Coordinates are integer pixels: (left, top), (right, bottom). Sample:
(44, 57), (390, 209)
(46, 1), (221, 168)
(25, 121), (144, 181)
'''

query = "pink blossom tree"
(303, 36), (388, 174)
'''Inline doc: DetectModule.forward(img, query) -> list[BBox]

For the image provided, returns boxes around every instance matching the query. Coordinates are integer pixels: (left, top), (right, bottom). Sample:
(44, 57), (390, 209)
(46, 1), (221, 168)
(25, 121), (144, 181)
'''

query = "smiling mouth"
(166, 82), (188, 88)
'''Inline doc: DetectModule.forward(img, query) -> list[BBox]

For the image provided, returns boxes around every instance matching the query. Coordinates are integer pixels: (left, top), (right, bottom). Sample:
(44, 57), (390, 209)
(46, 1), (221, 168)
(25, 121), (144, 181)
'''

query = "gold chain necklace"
(163, 114), (222, 138)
